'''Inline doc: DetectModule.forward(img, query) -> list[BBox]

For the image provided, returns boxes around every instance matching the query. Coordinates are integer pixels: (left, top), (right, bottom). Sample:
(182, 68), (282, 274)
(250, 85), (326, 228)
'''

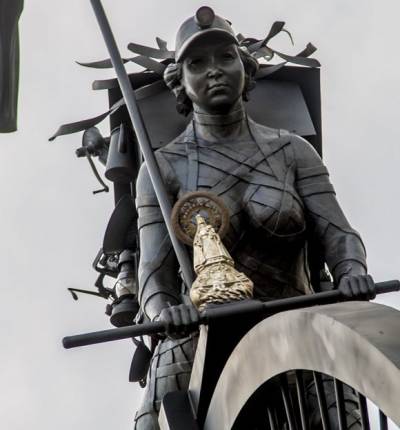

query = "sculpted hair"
(163, 47), (259, 116)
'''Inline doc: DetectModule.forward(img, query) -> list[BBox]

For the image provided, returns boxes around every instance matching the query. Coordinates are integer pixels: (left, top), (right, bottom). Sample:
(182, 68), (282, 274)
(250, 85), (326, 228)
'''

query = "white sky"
(0, 0), (399, 429)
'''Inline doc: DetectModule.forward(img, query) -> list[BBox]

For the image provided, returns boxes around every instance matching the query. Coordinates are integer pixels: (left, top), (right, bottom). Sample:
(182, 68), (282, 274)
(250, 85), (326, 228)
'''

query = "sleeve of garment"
(135, 152), (181, 321)
(292, 134), (367, 284)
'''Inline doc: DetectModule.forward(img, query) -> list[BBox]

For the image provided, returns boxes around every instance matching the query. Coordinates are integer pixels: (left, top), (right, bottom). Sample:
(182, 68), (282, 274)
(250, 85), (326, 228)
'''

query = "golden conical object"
(190, 215), (253, 310)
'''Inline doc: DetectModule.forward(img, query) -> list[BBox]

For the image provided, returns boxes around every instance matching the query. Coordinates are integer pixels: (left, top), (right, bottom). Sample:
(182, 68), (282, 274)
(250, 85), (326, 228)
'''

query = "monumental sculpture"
(52, 3), (400, 429)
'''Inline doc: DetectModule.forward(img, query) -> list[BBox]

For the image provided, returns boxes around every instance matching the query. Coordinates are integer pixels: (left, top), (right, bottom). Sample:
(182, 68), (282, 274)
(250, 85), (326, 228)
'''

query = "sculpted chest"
(162, 139), (306, 246)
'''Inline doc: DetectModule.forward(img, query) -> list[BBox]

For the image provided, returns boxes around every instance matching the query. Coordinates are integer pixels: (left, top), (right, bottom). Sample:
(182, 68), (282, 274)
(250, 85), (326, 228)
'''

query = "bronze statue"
(134, 6), (375, 429)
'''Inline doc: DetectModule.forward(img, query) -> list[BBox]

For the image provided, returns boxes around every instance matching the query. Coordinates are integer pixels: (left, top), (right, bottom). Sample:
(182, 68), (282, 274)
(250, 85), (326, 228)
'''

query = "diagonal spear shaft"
(90, 0), (193, 287)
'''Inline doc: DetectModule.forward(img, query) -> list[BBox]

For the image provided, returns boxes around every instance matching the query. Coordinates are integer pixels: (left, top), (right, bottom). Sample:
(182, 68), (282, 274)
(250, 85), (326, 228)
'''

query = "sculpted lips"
(207, 82), (230, 93)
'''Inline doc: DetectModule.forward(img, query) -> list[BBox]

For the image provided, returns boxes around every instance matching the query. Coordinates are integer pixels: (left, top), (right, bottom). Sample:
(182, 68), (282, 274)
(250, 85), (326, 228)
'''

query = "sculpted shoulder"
(287, 132), (323, 167)
(157, 127), (189, 156)
(248, 119), (323, 169)
(247, 118), (281, 141)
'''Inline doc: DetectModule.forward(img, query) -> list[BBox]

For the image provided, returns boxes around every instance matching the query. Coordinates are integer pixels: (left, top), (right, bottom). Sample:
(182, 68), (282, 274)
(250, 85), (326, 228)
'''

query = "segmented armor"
(133, 118), (367, 429)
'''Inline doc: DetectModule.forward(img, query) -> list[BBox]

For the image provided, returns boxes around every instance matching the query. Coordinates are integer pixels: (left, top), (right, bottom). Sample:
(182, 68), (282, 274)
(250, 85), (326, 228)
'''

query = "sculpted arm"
(135, 157), (181, 322)
(293, 135), (374, 297)
(136, 155), (200, 333)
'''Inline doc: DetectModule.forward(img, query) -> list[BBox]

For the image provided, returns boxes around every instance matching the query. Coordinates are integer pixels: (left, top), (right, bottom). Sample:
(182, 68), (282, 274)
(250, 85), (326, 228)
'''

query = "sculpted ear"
(163, 62), (193, 116)
(164, 62), (183, 97)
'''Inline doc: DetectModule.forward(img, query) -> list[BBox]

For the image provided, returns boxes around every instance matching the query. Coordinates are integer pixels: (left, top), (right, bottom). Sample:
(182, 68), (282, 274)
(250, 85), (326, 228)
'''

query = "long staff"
(63, 280), (400, 349)
(90, 0), (193, 286)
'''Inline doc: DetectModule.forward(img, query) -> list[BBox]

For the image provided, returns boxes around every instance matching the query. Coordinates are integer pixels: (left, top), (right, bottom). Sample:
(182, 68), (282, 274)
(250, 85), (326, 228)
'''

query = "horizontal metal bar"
(63, 280), (400, 349)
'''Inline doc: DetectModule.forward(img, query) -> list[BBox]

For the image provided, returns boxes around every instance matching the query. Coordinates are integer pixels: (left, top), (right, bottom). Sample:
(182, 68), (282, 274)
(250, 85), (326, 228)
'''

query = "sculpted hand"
(338, 274), (376, 300)
(158, 304), (200, 339)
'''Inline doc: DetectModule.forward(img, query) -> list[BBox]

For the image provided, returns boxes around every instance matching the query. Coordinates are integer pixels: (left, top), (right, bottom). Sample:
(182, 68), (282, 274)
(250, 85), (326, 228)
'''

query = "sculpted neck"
(192, 100), (252, 143)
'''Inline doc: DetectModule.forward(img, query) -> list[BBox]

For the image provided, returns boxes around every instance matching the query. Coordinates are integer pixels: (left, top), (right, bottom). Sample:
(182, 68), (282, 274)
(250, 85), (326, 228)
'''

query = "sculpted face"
(181, 34), (245, 114)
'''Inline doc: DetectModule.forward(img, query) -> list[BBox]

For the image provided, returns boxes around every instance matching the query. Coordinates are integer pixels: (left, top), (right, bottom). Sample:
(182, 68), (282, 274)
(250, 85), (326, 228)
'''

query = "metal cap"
(175, 6), (238, 62)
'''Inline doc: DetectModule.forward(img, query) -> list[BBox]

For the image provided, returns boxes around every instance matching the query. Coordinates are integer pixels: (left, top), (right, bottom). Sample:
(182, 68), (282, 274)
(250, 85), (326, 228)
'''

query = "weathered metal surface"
(204, 301), (400, 429)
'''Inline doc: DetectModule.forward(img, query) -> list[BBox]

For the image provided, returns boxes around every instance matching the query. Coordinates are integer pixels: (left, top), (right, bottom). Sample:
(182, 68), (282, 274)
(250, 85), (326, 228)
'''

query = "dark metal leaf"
(255, 62), (286, 79)
(68, 288), (79, 300)
(67, 287), (108, 300)
(103, 194), (137, 254)
(274, 48), (321, 67)
(49, 98), (125, 141)
(156, 37), (167, 51)
(248, 21), (286, 53)
(76, 57), (133, 69)
(129, 55), (166, 76)
(297, 42), (317, 58)
(282, 29), (294, 46)
(86, 154), (109, 194)
(263, 21), (286, 44)
(127, 42), (174, 59)
(129, 340), (152, 383)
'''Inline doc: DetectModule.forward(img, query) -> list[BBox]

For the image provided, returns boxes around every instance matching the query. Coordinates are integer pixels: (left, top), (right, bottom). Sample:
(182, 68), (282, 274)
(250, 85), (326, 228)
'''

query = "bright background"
(0, 1), (399, 429)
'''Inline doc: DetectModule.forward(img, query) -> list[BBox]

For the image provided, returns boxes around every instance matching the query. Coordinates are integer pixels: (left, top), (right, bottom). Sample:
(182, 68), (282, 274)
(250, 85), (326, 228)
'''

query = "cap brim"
(176, 28), (238, 62)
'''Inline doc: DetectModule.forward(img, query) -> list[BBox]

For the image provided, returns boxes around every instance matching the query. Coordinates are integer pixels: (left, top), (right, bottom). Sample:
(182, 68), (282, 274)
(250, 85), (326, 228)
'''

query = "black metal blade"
(129, 339), (152, 384)
(102, 194), (136, 254)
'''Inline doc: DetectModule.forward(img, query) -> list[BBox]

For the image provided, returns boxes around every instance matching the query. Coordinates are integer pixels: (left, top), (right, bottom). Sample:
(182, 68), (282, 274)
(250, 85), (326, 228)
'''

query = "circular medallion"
(171, 191), (230, 245)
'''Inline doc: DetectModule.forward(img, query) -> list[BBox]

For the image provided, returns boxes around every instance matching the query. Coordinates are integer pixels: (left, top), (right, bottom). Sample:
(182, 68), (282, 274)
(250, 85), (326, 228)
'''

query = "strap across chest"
(183, 122), (295, 198)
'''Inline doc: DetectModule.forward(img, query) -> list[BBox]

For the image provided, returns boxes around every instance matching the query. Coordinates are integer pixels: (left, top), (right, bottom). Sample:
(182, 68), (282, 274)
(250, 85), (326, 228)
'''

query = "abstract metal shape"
(203, 301), (400, 429)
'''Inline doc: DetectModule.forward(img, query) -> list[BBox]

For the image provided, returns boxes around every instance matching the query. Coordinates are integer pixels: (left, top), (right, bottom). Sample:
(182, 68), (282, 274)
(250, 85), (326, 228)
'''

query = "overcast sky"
(0, 1), (399, 429)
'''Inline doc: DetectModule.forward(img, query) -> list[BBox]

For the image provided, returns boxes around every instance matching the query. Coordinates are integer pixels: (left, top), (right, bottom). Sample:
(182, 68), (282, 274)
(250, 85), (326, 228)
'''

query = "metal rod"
(313, 372), (330, 430)
(280, 374), (297, 430)
(357, 393), (370, 430)
(267, 407), (277, 430)
(63, 320), (165, 349)
(63, 280), (400, 348)
(379, 411), (388, 430)
(333, 379), (346, 430)
(295, 370), (309, 430)
(89, 0), (193, 287)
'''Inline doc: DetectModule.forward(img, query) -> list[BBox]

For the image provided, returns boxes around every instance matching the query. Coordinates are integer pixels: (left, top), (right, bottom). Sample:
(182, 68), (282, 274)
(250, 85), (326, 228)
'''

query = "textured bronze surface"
(171, 191), (230, 246)
(190, 215), (253, 310)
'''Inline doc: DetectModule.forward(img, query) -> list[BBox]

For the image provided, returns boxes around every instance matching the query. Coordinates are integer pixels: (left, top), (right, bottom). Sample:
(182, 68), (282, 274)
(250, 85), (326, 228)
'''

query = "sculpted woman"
(134, 7), (375, 429)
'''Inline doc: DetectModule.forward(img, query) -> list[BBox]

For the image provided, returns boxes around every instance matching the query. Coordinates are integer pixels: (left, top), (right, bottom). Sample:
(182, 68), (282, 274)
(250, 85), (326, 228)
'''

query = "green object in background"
(0, 0), (23, 133)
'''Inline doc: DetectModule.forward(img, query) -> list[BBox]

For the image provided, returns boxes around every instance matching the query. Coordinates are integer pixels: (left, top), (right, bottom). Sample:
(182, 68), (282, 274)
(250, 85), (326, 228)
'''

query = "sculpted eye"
(221, 52), (235, 61)
(188, 58), (203, 67)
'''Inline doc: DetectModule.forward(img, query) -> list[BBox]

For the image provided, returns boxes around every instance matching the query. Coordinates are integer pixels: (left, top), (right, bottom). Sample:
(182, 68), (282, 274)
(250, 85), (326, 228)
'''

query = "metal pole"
(89, 0), (193, 287)
(62, 280), (400, 349)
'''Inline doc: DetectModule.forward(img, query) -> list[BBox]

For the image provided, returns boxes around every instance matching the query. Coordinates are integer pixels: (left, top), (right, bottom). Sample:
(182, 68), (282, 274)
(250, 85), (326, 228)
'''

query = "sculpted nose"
(207, 65), (223, 79)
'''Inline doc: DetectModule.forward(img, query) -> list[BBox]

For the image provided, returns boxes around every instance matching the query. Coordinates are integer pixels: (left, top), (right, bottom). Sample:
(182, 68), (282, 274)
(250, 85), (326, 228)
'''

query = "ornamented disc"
(171, 191), (230, 245)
